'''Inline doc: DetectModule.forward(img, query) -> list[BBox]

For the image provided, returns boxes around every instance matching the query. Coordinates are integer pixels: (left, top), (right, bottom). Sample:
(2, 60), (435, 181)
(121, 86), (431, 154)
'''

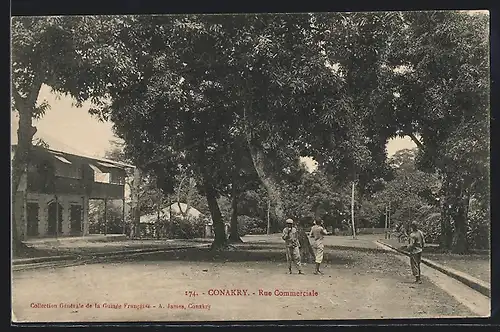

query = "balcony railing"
(27, 172), (125, 199)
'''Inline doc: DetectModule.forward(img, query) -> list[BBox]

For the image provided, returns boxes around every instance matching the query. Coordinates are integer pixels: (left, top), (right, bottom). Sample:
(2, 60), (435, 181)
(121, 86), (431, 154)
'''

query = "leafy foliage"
(282, 170), (345, 227)
(359, 146), (489, 250)
(466, 198), (490, 250)
(163, 215), (206, 239)
(11, 12), (489, 254)
(385, 11), (489, 253)
(88, 200), (124, 235)
(238, 215), (268, 235)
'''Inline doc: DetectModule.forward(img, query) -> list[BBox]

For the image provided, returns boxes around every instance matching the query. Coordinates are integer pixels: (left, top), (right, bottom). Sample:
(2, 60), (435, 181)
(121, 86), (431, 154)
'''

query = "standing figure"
(405, 221), (425, 283)
(282, 218), (303, 274)
(309, 219), (329, 274)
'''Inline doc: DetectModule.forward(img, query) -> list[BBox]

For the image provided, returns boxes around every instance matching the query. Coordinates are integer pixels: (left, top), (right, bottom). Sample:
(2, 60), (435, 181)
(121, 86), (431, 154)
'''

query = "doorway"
(27, 202), (39, 237)
(47, 201), (63, 236)
(70, 205), (83, 235)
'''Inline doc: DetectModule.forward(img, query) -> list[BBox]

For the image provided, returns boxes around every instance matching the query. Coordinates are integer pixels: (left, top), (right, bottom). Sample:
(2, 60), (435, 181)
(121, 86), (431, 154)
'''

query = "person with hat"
(282, 218), (303, 274)
(404, 221), (425, 283)
(309, 219), (329, 274)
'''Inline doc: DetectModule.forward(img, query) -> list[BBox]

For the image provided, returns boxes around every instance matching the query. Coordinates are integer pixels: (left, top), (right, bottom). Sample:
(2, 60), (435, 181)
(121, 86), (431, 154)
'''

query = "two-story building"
(11, 144), (135, 240)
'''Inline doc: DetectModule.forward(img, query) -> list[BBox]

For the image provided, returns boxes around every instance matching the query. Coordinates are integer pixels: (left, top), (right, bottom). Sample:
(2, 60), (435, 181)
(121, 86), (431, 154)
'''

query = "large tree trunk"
(130, 167), (142, 238)
(297, 223), (314, 263)
(439, 178), (453, 249)
(12, 82), (42, 256)
(440, 171), (471, 254)
(241, 84), (285, 231)
(11, 158), (27, 256)
(246, 139), (314, 257)
(451, 211), (468, 254)
(410, 134), (471, 254)
(439, 195), (453, 249)
(229, 141), (244, 243)
(228, 187), (242, 243)
(203, 175), (227, 250)
(246, 142), (285, 230)
(449, 176), (470, 254)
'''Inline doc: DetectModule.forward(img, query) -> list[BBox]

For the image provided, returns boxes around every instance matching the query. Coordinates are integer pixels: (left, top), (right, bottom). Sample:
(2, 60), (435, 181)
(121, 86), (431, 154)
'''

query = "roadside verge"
(12, 244), (211, 267)
(376, 240), (490, 298)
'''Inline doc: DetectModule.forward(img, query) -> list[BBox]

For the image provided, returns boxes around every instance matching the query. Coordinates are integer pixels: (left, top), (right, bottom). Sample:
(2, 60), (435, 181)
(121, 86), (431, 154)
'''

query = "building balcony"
(27, 173), (125, 199)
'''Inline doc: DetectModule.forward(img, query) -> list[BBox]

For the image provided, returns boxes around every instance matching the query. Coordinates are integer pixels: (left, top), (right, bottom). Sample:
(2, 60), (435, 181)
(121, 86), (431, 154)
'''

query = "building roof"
(11, 143), (135, 170)
(11, 120), (134, 169)
(140, 203), (205, 224)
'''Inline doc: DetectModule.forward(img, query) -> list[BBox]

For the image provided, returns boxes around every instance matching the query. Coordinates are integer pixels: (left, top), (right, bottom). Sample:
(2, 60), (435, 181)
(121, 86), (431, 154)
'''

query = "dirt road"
(12, 243), (475, 322)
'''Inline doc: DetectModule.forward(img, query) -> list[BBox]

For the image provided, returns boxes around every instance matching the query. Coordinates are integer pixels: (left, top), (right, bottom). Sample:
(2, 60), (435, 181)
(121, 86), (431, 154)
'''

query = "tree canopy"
(11, 11), (489, 253)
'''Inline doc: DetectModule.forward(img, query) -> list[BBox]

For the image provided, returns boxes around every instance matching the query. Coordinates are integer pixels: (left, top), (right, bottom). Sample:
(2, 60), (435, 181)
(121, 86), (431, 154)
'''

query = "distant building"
(139, 202), (229, 238)
(11, 144), (135, 239)
(140, 202), (207, 238)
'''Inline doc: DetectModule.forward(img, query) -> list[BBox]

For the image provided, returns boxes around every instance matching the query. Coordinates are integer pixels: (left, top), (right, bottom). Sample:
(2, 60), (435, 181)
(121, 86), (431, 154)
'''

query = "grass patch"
(379, 238), (490, 284)
(425, 253), (490, 284)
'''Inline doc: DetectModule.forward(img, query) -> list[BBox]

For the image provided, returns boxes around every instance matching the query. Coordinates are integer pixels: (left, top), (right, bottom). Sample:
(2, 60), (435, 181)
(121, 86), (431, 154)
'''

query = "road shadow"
(230, 241), (386, 254)
(324, 245), (386, 254)
(232, 243), (292, 250)
(108, 247), (355, 265)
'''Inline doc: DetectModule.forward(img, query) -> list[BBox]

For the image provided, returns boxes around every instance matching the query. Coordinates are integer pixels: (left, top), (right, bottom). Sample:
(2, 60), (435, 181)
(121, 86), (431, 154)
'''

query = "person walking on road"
(282, 218), (303, 275)
(405, 221), (425, 283)
(309, 219), (329, 275)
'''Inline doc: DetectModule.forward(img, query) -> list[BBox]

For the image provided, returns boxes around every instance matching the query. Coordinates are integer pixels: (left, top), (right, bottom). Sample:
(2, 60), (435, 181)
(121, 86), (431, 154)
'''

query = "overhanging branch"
(408, 133), (424, 150)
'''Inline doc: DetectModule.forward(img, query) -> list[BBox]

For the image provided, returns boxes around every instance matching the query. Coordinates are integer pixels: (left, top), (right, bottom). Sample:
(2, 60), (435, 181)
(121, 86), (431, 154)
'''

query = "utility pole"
(406, 177), (411, 239)
(385, 205), (388, 239)
(388, 201), (391, 238)
(351, 181), (356, 239)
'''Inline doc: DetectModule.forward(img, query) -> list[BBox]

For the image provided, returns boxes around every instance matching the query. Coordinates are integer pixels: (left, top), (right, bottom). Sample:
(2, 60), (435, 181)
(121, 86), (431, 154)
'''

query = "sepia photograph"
(10, 10), (491, 323)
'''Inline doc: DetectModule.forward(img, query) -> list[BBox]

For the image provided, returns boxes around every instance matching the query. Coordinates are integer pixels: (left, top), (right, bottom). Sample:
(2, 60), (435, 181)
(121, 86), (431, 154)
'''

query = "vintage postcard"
(11, 10), (490, 323)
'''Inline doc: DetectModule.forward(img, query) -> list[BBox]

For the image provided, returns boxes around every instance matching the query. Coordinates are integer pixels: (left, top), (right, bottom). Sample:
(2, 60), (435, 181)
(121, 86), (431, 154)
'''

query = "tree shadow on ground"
(324, 245), (386, 254)
(233, 243), (292, 250)
(228, 242), (386, 254)
(112, 247), (356, 265)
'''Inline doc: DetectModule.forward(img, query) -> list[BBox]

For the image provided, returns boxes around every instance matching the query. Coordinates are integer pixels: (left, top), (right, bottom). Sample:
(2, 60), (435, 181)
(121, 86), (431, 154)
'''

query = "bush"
(237, 215), (267, 235)
(164, 216), (205, 239)
(414, 200), (490, 250)
(418, 212), (441, 244)
(236, 216), (248, 237)
(88, 201), (124, 235)
(467, 202), (490, 250)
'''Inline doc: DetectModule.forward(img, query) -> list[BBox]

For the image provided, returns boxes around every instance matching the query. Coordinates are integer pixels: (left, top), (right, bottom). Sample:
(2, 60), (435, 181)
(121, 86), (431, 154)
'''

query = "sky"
(11, 84), (417, 169)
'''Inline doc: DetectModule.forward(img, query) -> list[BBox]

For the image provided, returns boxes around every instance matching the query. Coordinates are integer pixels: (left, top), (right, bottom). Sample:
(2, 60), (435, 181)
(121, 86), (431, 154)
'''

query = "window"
(89, 164), (110, 183)
(94, 162), (126, 185)
(52, 153), (82, 179)
(70, 204), (83, 235)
